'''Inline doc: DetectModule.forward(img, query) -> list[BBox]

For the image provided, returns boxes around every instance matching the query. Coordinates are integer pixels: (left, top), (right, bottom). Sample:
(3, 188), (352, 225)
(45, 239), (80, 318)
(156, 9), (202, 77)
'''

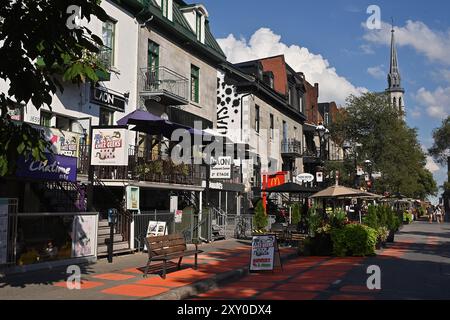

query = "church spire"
(387, 23), (402, 90)
(386, 21), (405, 115)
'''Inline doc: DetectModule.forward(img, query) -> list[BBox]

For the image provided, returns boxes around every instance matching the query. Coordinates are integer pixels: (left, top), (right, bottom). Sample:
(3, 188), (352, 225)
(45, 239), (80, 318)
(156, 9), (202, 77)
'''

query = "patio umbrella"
(309, 185), (371, 198)
(117, 109), (214, 140)
(265, 182), (320, 194)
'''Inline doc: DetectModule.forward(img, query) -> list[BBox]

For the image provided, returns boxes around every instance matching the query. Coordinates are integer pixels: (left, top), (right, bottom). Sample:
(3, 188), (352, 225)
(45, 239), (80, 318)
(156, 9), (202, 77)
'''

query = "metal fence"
(133, 210), (277, 251)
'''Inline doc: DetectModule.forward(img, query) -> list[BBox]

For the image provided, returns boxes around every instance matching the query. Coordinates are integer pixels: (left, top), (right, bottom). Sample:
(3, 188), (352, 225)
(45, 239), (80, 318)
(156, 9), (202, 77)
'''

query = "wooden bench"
(143, 234), (203, 279)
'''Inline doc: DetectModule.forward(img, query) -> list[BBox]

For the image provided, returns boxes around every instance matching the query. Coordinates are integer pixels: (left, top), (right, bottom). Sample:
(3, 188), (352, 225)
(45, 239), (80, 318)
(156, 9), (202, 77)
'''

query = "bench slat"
(152, 245), (188, 256)
(151, 249), (203, 261)
(147, 234), (183, 243)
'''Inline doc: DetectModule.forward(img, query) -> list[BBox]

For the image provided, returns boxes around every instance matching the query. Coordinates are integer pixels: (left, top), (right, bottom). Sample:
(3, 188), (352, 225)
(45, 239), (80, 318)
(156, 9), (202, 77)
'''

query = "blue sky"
(202, 0), (450, 202)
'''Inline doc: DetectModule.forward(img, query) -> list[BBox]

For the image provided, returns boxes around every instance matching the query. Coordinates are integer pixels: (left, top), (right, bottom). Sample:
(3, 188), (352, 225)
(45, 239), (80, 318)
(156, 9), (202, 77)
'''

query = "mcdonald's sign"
(262, 172), (287, 191)
(262, 172), (288, 212)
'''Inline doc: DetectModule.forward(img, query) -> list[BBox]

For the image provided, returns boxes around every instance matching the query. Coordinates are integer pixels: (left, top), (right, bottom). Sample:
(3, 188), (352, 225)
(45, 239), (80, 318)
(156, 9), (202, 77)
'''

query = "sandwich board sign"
(249, 234), (282, 272)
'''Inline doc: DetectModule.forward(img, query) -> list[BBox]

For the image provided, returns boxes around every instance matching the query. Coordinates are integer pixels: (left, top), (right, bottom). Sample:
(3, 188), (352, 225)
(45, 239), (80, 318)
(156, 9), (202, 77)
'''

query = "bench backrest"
(145, 234), (187, 258)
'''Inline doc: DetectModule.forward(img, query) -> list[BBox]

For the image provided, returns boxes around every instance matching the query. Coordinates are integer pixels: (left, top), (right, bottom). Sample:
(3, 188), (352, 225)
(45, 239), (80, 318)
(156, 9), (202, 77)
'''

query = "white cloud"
(431, 69), (450, 84)
(426, 156), (440, 173)
(360, 44), (375, 55)
(217, 28), (367, 104)
(367, 65), (385, 79)
(409, 107), (421, 118)
(414, 87), (450, 119)
(363, 20), (450, 65)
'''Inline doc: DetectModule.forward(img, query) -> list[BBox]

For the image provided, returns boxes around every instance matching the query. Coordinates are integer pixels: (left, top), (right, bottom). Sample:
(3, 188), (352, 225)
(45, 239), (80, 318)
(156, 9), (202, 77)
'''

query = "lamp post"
(364, 160), (373, 192)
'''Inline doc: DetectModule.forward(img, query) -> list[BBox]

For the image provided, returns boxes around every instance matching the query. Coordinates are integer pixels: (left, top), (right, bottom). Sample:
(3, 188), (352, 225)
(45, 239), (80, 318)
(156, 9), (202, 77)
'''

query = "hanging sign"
(90, 86), (126, 112)
(210, 156), (232, 179)
(91, 128), (128, 166)
(295, 173), (315, 183)
(250, 235), (276, 271)
(316, 172), (323, 183)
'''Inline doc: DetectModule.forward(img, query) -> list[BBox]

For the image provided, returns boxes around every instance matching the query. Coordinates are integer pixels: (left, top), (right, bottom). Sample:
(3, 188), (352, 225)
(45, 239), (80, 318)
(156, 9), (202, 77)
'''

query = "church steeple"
(386, 21), (405, 116)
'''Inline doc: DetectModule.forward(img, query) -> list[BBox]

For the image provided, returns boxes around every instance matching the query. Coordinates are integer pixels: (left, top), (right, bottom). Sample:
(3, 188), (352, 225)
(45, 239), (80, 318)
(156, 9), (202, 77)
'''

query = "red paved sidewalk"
(48, 245), (297, 299)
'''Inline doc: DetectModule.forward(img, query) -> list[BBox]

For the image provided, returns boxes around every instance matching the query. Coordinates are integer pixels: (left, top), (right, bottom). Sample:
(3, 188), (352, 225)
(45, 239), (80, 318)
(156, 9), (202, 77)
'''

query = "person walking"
(427, 205), (434, 223)
(435, 205), (443, 224)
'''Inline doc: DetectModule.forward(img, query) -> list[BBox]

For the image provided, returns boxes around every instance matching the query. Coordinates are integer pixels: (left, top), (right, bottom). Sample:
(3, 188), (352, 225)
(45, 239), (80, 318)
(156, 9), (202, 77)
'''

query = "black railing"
(140, 66), (188, 101)
(78, 145), (206, 186)
(281, 139), (302, 155)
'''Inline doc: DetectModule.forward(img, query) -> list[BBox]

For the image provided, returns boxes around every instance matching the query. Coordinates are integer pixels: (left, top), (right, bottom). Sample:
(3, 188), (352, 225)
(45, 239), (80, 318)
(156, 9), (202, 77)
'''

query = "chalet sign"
(91, 86), (126, 113)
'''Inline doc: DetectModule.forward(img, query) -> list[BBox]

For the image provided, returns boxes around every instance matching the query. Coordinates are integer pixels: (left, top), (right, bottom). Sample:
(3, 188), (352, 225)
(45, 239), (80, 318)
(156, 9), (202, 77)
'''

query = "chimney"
(314, 83), (319, 98)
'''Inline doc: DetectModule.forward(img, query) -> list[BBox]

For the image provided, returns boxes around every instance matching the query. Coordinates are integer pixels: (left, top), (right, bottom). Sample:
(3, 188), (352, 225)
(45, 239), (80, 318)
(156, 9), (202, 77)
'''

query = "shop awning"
(310, 185), (371, 198)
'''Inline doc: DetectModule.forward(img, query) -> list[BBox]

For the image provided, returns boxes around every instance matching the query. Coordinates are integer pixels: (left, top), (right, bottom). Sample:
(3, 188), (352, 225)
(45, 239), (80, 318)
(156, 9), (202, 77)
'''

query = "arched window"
(393, 97), (397, 107)
(399, 97), (402, 107)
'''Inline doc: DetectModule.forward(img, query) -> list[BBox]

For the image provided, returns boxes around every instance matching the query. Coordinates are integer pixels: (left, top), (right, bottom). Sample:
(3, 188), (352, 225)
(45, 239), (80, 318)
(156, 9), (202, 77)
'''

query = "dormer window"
(196, 11), (202, 41)
(180, 5), (208, 44)
(158, 0), (173, 21)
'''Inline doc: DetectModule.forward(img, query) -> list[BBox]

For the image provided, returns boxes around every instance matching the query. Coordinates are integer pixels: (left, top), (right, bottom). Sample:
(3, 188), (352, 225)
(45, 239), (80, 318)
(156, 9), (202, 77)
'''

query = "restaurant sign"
(90, 86), (126, 113)
(91, 128), (128, 166)
(16, 153), (77, 183)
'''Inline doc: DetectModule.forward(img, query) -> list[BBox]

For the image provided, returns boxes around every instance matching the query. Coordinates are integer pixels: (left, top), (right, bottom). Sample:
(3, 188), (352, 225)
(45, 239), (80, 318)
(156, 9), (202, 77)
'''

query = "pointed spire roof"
(387, 23), (404, 92)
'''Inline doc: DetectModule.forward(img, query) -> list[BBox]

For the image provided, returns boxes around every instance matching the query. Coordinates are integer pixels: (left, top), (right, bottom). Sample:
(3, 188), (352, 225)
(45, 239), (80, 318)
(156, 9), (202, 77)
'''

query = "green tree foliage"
(429, 116), (450, 165)
(330, 92), (437, 199)
(0, 0), (109, 176)
(291, 203), (301, 225)
(253, 200), (268, 230)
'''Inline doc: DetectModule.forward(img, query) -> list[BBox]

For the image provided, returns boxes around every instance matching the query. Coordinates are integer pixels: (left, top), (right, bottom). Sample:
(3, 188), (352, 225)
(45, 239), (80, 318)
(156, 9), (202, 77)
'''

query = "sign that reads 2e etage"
(91, 128), (128, 166)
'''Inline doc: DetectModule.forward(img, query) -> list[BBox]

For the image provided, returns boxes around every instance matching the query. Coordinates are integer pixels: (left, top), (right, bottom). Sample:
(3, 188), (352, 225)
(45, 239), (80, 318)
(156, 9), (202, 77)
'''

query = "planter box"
(387, 230), (395, 243)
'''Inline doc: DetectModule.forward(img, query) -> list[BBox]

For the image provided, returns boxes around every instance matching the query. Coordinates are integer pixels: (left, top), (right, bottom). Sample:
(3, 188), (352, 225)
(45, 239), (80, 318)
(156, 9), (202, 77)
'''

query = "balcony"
(78, 145), (204, 186)
(281, 139), (302, 158)
(140, 67), (189, 105)
(302, 147), (322, 164)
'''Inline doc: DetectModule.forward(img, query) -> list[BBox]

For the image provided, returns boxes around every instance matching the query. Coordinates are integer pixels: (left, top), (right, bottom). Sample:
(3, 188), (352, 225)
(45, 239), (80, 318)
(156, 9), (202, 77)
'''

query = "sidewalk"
(0, 239), (297, 300)
(190, 221), (450, 300)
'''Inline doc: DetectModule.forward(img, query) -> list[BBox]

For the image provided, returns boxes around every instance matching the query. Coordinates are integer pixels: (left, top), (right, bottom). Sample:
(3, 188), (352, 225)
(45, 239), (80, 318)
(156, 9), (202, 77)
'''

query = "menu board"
(0, 199), (9, 265)
(250, 235), (276, 271)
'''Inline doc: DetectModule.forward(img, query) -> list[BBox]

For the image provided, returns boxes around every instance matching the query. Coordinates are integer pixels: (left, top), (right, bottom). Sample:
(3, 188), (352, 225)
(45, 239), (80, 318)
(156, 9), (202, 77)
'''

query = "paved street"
(1, 221), (450, 300)
(190, 221), (450, 300)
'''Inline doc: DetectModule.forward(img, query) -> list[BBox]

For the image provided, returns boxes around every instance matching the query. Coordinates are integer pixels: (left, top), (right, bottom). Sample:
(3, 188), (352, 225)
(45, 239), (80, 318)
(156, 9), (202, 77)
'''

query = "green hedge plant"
(331, 224), (378, 257)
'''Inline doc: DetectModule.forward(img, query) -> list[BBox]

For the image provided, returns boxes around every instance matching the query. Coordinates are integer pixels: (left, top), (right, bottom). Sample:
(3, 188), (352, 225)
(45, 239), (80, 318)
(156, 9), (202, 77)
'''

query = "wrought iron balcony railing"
(281, 139), (302, 157)
(140, 67), (189, 105)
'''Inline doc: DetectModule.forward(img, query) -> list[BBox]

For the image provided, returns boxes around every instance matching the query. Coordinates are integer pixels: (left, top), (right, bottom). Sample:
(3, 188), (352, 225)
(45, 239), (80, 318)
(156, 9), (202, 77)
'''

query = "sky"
(201, 0), (450, 202)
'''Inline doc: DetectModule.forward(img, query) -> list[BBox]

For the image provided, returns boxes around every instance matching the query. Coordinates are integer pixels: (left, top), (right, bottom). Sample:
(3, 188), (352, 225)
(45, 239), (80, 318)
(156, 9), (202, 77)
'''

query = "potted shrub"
(377, 226), (389, 248)
(253, 200), (268, 233)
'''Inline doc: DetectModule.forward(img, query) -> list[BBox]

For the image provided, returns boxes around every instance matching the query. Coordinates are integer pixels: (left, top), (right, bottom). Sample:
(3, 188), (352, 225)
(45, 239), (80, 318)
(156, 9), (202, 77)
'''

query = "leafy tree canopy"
(329, 92), (437, 200)
(0, 0), (108, 176)
(429, 116), (450, 165)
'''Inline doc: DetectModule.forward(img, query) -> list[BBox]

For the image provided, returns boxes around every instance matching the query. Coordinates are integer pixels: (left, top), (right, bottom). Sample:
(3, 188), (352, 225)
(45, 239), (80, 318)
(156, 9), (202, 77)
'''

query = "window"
(255, 105), (260, 133)
(270, 114), (274, 139)
(269, 77), (274, 89)
(196, 11), (202, 41)
(40, 111), (52, 127)
(393, 97), (397, 107)
(99, 108), (114, 126)
(161, 0), (169, 17)
(190, 65), (200, 103)
(56, 115), (73, 131)
(399, 97), (402, 107)
(148, 40), (159, 71)
(294, 126), (297, 140)
(102, 20), (116, 67)
(288, 86), (295, 106)
(324, 112), (329, 126)
(298, 93), (304, 113)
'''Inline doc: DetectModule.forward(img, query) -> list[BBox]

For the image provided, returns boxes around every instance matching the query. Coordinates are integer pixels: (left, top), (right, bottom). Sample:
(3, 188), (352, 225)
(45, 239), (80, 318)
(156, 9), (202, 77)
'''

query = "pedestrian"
(427, 205), (434, 223)
(435, 205), (443, 224)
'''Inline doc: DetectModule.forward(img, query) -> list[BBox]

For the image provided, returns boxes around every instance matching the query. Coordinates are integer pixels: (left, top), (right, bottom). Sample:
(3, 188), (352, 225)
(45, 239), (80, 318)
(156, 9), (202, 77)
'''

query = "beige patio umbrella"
(310, 185), (371, 198)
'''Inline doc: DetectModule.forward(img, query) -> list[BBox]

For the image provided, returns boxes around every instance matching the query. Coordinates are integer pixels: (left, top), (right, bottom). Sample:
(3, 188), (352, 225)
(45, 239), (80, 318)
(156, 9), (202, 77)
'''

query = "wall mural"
(216, 71), (243, 141)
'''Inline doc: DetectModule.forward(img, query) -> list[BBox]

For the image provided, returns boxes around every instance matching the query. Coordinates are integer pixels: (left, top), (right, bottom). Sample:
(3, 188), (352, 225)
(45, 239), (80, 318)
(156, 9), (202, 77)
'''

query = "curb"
(148, 250), (299, 300)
